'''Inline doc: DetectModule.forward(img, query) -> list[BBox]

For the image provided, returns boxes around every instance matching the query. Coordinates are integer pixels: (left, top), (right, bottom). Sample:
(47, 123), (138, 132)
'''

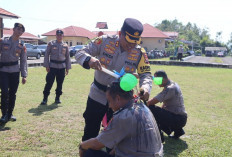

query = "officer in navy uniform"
(41, 30), (71, 105)
(0, 23), (27, 123)
(75, 18), (153, 142)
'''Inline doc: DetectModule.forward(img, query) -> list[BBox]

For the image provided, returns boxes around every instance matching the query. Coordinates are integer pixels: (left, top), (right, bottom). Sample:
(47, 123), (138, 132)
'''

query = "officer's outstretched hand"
(46, 67), (50, 73)
(89, 57), (102, 70)
(22, 77), (26, 84)
(139, 88), (149, 102)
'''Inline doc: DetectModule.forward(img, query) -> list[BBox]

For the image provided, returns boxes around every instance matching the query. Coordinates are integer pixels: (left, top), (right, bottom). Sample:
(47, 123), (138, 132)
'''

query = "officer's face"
(13, 27), (24, 37)
(120, 34), (137, 52)
(56, 33), (63, 42)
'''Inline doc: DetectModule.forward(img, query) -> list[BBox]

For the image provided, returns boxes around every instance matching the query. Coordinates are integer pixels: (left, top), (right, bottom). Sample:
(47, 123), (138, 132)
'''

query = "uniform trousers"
(177, 53), (183, 61)
(149, 105), (187, 136)
(0, 72), (19, 117)
(84, 149), (114, 157)
(82, 96), (113, 141)
(43, 68), (65, 98)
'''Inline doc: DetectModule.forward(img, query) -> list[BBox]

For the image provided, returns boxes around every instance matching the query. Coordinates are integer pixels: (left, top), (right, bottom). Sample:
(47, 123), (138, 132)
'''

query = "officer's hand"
(22, 77), (26, 84)
(89, 57), (102, 70)
(79, 149), (86, 157)
(66, 69), (69, 75)
(46, 67), (50, 73)
(109, 149), (115, 155)
(139, 88), (149, 102)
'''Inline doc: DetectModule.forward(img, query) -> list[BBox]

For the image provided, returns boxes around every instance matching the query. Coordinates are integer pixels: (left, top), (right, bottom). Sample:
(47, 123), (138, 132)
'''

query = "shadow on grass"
(28, 103), (61, 116)
(0, 122), (11, 131)
(163, 136), (188, 156)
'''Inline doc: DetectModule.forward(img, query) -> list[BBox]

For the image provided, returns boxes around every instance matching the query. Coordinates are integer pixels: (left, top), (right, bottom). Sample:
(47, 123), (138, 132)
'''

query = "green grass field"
(0, 64), (232, 157)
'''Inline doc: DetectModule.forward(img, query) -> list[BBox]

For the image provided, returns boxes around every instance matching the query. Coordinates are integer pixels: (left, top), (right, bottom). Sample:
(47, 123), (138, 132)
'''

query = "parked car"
(205, 51), (213, 57)
(37, 44), (47, 56)
(69, 45), (85, 57)
(217, 52), (225, 57)
(187, 50), (195, 56)
(25, 43), (42, 59)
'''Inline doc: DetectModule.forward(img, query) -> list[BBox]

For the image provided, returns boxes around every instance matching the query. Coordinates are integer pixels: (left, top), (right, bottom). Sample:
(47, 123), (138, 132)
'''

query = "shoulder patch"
(140, 47), (146, 53)
(94, 37), (103, 45)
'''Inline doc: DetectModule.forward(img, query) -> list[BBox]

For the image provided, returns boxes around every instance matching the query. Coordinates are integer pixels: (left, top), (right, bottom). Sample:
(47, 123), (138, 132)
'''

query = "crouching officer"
(41, 30), (71, 105)
(0, 23), (27, 123)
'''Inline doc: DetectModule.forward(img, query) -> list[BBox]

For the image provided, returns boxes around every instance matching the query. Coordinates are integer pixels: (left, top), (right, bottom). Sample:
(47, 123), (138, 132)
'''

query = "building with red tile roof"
(163, 31), (179, 39)
(0, 8), (20, 38)
(42, 26), (96, 46)
(141, 24), (169, 51)
(3, 28), (40, 44)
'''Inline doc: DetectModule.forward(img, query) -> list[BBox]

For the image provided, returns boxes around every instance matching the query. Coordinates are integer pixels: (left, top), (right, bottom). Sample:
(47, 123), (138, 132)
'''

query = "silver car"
(25, 43), (42, 59)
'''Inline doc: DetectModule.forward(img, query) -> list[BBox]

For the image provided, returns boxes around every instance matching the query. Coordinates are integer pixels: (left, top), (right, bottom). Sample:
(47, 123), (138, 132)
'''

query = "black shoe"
(10, 115), (17, 121)
(55, 98), (61, 104)
(41, 99), (47, 105)
(169, 129), (185, 139)
(0, 114), (10, 123)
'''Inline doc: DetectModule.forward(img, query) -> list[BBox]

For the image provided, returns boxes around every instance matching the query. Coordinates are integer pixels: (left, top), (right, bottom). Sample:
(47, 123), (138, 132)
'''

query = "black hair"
(154, 70), (168, 79)
(106, 81), (134, 100)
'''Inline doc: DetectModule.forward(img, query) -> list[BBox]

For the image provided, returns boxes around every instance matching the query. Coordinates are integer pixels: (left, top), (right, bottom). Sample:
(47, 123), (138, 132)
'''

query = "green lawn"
(0, 64), (232, 157)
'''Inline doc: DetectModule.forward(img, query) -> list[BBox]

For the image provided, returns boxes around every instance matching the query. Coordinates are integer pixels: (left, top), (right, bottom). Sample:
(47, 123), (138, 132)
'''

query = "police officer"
(0, 23), (27, 123)
(75, 18), (153, 142)
(41, 30), (71, 105)
(177, 45), (184, 61)
(79, 81), (163, 157)
(147, 70), (187, 140)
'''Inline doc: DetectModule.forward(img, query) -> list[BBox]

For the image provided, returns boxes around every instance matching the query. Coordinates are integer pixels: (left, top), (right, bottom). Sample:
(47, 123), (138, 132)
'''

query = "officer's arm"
(75, 37), (103, 69)
(20, 45), (28, 78)
(137, 48), (152, 100)
(79, 138), (105, 151)
(65, 44), (71, 71)
(43, 42), (52, 68)
(147, 97), (159, 106)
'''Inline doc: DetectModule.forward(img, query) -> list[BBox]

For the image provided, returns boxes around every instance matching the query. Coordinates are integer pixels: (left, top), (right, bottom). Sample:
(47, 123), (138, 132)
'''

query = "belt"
(0, 61), (18, 68)
(50, 59), (65, 64)
(94, 78), (107, 92)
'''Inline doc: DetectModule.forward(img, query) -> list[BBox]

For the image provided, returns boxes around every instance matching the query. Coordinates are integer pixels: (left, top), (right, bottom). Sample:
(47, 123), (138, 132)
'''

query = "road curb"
(149, 60), (232, 69)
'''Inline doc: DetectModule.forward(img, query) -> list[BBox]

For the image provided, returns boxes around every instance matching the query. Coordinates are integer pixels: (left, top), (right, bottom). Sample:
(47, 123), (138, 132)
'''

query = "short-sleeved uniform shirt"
(155, 81), (187, 116)
(43, 40), (71, 70)
(0, 37), (27, 77)
(97, 100), (163, 157)
(75, 35), (152, 105)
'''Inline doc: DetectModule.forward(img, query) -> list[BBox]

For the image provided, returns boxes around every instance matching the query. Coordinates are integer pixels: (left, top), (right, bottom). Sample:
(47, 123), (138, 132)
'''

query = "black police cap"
(14, 23), (25, 32)
(56, 29), (64, 35)
(121, 18), (143, 44)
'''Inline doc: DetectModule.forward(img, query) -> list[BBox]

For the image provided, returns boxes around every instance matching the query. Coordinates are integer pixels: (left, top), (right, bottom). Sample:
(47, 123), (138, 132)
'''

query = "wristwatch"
(83, 56), (91, 69)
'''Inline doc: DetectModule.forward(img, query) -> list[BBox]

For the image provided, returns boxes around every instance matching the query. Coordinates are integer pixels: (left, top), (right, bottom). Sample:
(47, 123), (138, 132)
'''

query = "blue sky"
(1, 0), (231, 43)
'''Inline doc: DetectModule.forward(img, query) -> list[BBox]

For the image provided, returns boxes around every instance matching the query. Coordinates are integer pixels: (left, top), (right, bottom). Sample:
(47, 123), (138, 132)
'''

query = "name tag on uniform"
(3, 44), (10, 50)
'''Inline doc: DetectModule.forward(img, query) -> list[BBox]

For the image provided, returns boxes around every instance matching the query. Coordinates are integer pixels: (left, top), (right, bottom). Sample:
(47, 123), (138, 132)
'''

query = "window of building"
(76, 42), (83, 45)
(70, 40), (72, 46)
